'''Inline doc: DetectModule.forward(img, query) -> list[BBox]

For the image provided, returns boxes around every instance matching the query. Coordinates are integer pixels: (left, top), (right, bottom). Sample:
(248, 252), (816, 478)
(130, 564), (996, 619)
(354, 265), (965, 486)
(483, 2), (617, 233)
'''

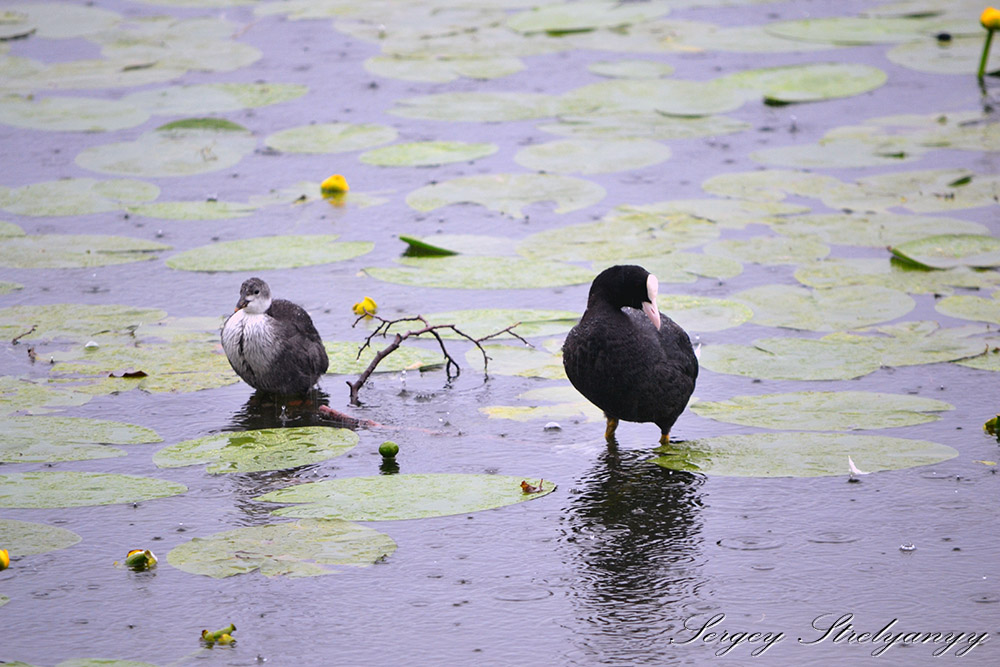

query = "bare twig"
(346, 314), (530, 405)
(11, 324), (36, 345)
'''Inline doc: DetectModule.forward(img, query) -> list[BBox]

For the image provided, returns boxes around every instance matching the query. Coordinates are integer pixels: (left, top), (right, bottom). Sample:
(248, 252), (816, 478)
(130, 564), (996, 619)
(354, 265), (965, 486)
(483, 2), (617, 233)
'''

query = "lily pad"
(657, 294), (752, 332)
(935, 292), (1000, 325)
(122, 82), (308, 116)
(166, 235), (373, 272)
(325, 340), (444, 375)
(365, 256), (594, 290)
(594, 251), (743, 284)
(768, 213), (988, 247)
(259, 474), (556, 521)
(421, 308), (580, 340)
(888, 35), (1000, 74)
(560, 78), (746, 116)
(0, 471), (186, 508)
(764, 17), (933, 45)
(364, 54), (524, 83)
(514, 138), (670, 175)
(153, 427), (357, 474)
(539, 111), (750, 141)
(700, 337), (883, 381)
(704, 236), (830, 265)
(823, 321), (990, 367)
(167, 519), (396, 578)
(691, 391), (953, 430)
(507, 1), (671, 34)
(0, 518), (81, 556)
(733, 284), (915, 331)
(0, 303), (166, 344)
(265, 122), (398, 154)
(390, 92), (563, 122)
(651, 433), (957, 477)
(627, 198), (810, 229)
(725, 62), (887, 104)
(126, 200), (257, 220)
(752, 136), (924, 168)
(0, 377), (93, 416)
(0, 94), (149, 132)
(360, 141), (497, 167)
(406, 173), (605, 218)
(889, 234), (1000, 270)
(3, 2), (121, 39)
(0, 234), (170, 268)
(75, 122), (256, 177)
(0, 178), (159, 217)
(0, 415), (161, 463)
(469, 343), (566, 380)
(480, 385), (603, 423)
(794, 258), (1000, 295)
(589, 59), (675, 79)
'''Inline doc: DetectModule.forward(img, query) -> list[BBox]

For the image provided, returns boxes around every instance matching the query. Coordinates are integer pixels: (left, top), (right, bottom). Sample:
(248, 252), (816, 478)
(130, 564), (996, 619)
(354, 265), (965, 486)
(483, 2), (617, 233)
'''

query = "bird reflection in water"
(561, 440), (707, 663)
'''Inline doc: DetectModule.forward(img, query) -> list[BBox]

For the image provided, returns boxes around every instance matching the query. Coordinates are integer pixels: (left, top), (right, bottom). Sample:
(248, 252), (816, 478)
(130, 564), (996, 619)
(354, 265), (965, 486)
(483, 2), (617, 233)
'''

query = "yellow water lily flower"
(0, 548), (9, 570)
(202, 623), (236, 645)
(982, 6), (1000, 29)
(352, 296), (377, 317)
(320, 174), (349, 194)
(124, 548), (157, 570)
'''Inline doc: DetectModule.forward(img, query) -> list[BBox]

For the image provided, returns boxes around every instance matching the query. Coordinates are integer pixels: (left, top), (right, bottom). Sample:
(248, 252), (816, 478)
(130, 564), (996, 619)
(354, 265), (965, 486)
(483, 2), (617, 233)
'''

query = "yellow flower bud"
(124, 548), (157, 570)
(0, 548), (9, 570)
(983, 6), (1000, 30)
(352, 296), (377, 317)
(320, 174), (349, 194)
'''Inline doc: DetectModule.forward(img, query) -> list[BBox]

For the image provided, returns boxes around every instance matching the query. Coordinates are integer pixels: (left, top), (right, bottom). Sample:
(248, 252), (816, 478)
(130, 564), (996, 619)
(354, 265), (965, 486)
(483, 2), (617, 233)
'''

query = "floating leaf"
(0, 377), (93, 416)
(398, 235), (459, 257)
(167, 519), (396, 578)
(795, 258), (1000, 295)
(768, 213), (987, 247)
(588, 59), (675, 79)
(126, 200), (257, 220)
(691, 391), (953, 430)
(704, 236), (830, 265)
(3, 2), (121, 39)
(481, 385), (603, 423)
(700, 338), (883, 381)
(364, 54), (524, 83)
(823, 321), (990, 367)
(0, 178), (159, 217)
(360, 141), (497, 167)
(936, 292), (1000, 325)
(683, 24), (843, 53)
(0, 234), (170, 268)
(594, 251), (743, 284)
(651, 433), (957, 477)
(890, 234), (1000, 270)
(406, 173), (605, 218)
(657, 294), (753, 332)
(468, 343), (566, 379)
(507, 1), (671, 34)
(167, 235), (373, 271)
(325, 340), (444, 375)
(421, 308), (580, 339)
(75, 123), (256, 177)
(259, 474), (556, 521)
(0, 415), (160, 463)
(514, 138), (670, 175)
(0, 94), (149, 131)
(0, 518), (81, 556)
(0, 472), (186, 508)
(764, 17), (933, 45)
(122, 82), (308, 116)
(752, 137), (924, 168)
(0, 303), (166, 344)
(391, 92), (563, 122)
(153, 427), (357, 474)
(888, 35), (1000, 74)
(733, 284), (915, 331)
(265, 122), (398, 154)
(725, 62), (887, 104)
(560, 78), (746, 116)
(628, 198), (809, 229)
(539, 111), (750, 141)
(365, 256), (593, 290)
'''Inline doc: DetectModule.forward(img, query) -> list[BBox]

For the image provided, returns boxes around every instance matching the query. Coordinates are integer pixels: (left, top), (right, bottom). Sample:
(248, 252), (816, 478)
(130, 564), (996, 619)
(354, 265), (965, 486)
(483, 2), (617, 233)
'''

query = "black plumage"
(221, 277), (329, 396)
(562, 265), (698, 445)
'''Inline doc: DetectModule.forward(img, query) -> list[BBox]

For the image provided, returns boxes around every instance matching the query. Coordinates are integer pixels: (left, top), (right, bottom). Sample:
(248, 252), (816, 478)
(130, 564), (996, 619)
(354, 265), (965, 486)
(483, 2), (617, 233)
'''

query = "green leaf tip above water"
(153, 426), (358, 474)
(889, 234), (1000, 270)
(0, 518), (81, 556)
(155, 117), (248, 132)
(399, 235), (459, 257)
(691, 391), (953, 431)
(167, 519), (396, 579)
(0, 471), (186, 508)
(651, 433), (957, 477)
(258, 473), (556, 521)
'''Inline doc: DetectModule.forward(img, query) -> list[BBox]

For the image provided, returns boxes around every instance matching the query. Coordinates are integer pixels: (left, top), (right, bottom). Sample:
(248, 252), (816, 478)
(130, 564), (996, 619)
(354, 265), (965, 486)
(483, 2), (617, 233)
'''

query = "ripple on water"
(717, 535), (784, 551)
(491, 584), (554, 602)
(807, 530), (860, 544)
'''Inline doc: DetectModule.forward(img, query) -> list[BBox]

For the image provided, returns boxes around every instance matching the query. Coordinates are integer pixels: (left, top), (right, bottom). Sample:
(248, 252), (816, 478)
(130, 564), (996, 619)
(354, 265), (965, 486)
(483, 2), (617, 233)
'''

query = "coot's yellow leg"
(604, 417), (619, 442)
(659, 431), (670, 447)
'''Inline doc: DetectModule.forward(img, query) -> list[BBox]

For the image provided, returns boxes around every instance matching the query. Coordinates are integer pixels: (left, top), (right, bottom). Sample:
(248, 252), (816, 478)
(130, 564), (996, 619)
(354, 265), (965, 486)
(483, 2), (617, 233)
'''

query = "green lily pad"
(704, 236), (830, 265)
(469, 342), (566, 380)
(888, 35), (1000, 74)
(480, 385), (604, 423)
(166, 235), (373, 271)
(589, 59), (675, 79)
(167, 519), (396, 578)
(0, 234), (170, 268)
(560, 78), (746, 116)
(701, 168), (842, 202)
(360, 141), (497, 167)
(406, 173), (605, 218)
(390, 92), (563, 122)
(0, 221), (24, 237)
(725, 62), (887, 104)
(539, 111), (750, 141)
(823, 321), (990, 367)
(126, 200), (257, 220)
(325, 340), (444, 375)
(259, 474), (556, 521)
(365, 256), (594, 289)
(507, 1), (671, 34)
(514, 138), (670, 175)
(0, 376), (93, 416)
(122, 82), (308, 116)
(0, 303), (166, 344)
(419, 308), (580, 340)
(364, 54), (524, 83)
(153, 427), (357, 474)
(0, 178), (159, 217)
(752, 136), (924, 168)
(593, 251), (743, 284)
(733, 284), (915, 331)
(3, 2), (121, 39)
(764, 17), (933, 45)
(691, 391), (953, 430)
(956, 344), (1000, 372)
(0, 280), (22, 294)
(700, 337), (883, 381)
(627, 198), (810, 229)
(683, 24), (843, 52)
(657, 294), (752, 333)
(794, 258), (1000, 295)
(0, 518), (81, 556)
(0, 415), (161, 463)
(768, 213), (988, 247)
(0, 471), (186, 508)
(0, 94), (149, 132)
(890, 234), (1000, 270)
(265, 122), (398, 154)
(936, 292), (1000, 325)
(651, 433), (957, 477)
(75, 123), (256, 177)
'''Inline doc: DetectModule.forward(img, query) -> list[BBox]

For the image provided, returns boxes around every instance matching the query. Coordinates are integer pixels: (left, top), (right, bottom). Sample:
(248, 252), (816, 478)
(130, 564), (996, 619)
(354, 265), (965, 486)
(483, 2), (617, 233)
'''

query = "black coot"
(562, 265), (698, 445)
(221, 277), (329, 395)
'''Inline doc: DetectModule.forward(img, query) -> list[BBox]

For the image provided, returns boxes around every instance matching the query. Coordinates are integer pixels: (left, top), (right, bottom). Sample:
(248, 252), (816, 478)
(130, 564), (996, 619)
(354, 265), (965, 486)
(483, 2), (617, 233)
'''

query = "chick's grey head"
(236, 277), (272, 314)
